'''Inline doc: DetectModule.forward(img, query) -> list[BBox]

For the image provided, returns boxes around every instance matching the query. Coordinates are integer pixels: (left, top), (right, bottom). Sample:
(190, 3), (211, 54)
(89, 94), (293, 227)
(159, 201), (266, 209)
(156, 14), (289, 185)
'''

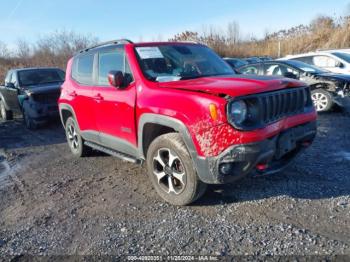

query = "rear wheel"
(146, 133), (207, 206)
(311, 89), (333, 112)
(0, 100), (13, 121)
(65, 117), (90, 157)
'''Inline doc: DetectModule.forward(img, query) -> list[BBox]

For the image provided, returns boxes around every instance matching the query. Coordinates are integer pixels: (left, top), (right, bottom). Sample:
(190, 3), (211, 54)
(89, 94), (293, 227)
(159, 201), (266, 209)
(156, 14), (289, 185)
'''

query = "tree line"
(1, 15), (350, 81)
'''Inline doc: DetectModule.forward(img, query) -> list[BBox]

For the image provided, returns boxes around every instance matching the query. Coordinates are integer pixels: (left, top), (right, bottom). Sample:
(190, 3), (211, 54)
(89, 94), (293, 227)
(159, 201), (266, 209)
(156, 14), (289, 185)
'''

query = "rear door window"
(238, 65), (261, 75)
(265, 63), (299, 77)
(292, 56), (313, 64)
(5, 71), (12, 84)
(10, 72), (17, 85)
(312, 55), (338, 68)
(72, 54), (94, 85)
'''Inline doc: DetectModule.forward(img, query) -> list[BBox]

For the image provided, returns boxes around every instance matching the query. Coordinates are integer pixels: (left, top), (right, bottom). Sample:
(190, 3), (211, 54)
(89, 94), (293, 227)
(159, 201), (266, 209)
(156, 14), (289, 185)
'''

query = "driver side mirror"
(108, 70), (124, 89)
(5, 82), (16, 89)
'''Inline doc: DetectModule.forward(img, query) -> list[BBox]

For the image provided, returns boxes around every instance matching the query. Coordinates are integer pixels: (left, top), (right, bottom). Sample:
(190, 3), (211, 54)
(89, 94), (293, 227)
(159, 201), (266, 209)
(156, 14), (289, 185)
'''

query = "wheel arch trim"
(59, 103), (80, 129)
(138, 113), (197, 159)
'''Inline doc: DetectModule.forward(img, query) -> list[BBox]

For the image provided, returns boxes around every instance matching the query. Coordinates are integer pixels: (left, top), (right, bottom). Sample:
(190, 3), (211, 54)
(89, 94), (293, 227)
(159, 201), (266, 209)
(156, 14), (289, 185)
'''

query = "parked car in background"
(223, 57), (248, 69)
(258, 56), (273, 61)
(316, 48), (350, 54)
(59, 39), (316, 205)
(282, 51), (350, 74)
(236, 60), (350, 112)
(243, 57), (261, 64)
(0, 68), (65, 129)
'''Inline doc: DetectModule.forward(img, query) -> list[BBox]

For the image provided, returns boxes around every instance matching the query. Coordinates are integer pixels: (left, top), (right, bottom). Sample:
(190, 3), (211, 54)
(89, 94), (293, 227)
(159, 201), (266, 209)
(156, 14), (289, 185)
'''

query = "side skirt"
(84, 141), (142, 164)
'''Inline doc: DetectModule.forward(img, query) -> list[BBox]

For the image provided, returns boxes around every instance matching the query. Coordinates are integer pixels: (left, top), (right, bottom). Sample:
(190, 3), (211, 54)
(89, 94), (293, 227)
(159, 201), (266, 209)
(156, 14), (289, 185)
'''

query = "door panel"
(69, 53), (97, 134)
(3, 86), (20, 112)
(93, 83), (137, 151)
(93, 47), (137, 154)
(2, 72), (21, 112)
(70, 85), (96, 133)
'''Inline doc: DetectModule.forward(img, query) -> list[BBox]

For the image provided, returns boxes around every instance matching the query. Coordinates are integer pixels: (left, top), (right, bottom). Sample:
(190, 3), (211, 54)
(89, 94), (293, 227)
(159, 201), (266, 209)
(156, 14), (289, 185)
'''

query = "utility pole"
(278, 41), (281, 58)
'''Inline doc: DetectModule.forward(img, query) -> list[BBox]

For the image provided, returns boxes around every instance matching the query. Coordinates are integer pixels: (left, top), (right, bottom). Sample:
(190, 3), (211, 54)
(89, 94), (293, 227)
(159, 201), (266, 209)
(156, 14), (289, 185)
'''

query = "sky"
(0, 0), (349, 48)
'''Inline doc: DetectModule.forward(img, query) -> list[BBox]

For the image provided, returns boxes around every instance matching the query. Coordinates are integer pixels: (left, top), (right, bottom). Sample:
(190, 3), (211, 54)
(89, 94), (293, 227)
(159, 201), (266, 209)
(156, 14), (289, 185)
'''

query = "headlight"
(228, 100), (247, 125)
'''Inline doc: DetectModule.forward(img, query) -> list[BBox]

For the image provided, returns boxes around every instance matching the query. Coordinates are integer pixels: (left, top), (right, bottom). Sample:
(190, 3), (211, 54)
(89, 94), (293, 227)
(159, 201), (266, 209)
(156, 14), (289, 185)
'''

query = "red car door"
(68, 53), (97, 136)
(92, 47), (137, 156)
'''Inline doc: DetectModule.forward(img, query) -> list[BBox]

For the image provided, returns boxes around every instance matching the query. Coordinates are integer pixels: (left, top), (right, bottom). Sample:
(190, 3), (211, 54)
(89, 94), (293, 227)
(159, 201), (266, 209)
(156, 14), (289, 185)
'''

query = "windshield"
(18, 69), (65, 86)
(135, 44), (234, 82)
(332, 52), (350, 63)
(284, 60), (328, 73)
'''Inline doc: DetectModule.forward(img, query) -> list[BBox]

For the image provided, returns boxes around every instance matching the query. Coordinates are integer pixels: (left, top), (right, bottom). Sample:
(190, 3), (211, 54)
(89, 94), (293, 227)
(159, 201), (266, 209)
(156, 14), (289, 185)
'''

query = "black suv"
(0, 68), (65, 129)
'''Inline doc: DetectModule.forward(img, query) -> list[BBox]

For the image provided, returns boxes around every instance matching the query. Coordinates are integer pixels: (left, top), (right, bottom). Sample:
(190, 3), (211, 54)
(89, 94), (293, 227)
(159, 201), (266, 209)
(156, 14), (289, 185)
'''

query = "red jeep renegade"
(59, 39), (317, 205)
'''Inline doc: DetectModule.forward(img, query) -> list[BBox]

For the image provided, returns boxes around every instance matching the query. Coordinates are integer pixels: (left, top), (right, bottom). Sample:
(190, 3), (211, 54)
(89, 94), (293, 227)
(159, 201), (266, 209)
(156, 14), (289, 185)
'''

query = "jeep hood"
(157, 75), (306, 97)
(24, 82), (62, 95)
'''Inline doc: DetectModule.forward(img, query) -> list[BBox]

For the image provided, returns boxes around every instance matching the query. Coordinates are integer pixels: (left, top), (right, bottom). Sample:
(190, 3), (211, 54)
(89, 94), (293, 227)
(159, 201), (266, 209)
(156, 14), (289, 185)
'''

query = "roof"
(76, 39), (202, 55)
(12, 67), (63, 72)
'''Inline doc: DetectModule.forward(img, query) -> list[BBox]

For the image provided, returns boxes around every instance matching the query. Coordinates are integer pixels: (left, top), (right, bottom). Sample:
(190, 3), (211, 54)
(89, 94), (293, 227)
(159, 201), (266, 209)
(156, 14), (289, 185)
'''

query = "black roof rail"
(78, 39), (133, 54)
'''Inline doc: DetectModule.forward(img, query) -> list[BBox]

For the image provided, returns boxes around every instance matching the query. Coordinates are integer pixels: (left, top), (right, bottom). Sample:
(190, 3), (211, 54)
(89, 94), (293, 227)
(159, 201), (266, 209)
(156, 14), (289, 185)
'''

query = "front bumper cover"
(195, 121), (317, 184)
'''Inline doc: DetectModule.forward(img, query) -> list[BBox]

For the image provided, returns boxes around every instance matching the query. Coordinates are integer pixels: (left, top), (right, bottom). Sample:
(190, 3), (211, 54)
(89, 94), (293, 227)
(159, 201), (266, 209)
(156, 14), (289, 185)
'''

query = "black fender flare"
(138, 113), (214, 184)
(58, 103), (79, 128)
(138, 113), (197, 159)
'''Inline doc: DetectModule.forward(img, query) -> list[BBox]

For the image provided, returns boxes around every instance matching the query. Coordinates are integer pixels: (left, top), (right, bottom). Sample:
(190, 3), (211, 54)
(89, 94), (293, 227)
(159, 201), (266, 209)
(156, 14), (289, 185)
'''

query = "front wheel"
(311, 89), (333, 112)
(146, 133), (207, 206)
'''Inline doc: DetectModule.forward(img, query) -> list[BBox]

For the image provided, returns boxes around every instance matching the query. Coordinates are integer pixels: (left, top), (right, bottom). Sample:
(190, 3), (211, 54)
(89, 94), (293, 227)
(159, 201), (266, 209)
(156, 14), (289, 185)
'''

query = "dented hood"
(158, 75), (306, 97)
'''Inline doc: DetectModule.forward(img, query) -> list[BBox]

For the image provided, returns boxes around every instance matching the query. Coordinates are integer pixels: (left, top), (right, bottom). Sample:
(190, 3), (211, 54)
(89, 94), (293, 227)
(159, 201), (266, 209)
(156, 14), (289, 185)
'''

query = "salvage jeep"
(0, 68), (65, 129)
(59, 40), (317, 205)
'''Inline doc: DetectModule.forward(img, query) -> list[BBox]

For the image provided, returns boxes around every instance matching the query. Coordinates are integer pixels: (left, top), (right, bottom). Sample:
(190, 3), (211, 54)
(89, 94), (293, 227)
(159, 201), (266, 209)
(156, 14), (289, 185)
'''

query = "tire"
(0, 100), (13, 121)
(146, 133), (207, 206)
(23, 109), (37, 130)
(65, 117), (90, 157)
(311, 89), (333, 112)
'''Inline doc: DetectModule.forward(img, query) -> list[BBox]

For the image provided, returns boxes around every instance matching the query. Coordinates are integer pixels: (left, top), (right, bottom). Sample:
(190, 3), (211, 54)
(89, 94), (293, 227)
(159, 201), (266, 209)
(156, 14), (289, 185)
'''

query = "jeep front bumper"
(195, 121), (317, 184)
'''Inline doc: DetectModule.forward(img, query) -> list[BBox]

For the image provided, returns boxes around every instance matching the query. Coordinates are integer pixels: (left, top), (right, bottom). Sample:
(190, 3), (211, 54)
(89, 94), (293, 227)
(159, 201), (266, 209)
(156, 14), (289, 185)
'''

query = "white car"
(280, 51), (350, 74)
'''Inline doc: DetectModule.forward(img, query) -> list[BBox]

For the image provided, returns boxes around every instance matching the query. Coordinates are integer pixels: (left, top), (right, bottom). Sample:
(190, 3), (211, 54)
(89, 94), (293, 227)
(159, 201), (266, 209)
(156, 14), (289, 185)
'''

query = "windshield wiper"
(181, 73), (234, 80)
(180, 75), (204, 80)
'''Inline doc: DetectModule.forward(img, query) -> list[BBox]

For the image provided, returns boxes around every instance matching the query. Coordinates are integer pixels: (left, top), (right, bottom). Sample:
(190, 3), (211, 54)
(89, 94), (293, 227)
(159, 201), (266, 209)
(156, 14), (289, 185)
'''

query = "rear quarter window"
(292, 56), (313, 65)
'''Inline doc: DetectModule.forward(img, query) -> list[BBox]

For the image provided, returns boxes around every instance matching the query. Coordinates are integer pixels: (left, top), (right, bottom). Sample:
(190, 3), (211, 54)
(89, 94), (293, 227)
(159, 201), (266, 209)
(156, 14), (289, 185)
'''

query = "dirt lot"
(0, 110), (350, 259)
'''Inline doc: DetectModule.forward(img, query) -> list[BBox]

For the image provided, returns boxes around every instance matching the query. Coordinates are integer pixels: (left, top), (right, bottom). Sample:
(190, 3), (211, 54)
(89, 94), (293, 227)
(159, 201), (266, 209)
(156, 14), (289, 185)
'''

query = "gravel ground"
(0, 110), (349, 259)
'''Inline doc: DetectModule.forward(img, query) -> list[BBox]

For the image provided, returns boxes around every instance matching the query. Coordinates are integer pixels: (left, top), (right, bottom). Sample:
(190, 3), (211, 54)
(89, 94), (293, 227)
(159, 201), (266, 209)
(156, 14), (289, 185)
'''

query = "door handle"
(68, 91), (77, 97)
(93, 94), (104, 101)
